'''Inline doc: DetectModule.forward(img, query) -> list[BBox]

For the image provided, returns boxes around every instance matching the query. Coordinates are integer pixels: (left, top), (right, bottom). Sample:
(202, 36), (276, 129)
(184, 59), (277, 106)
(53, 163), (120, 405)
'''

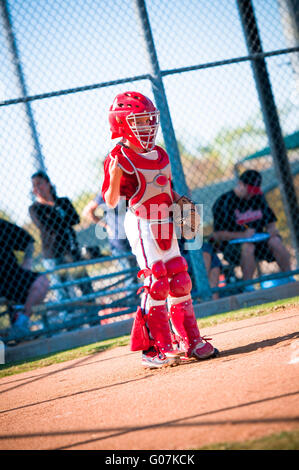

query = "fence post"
(237, 0), (299, 265)
(1, 0), (46, 173)
(0, 340), (4, 365)
(133, 0), (211, 300)
(277, 0), (299, 103)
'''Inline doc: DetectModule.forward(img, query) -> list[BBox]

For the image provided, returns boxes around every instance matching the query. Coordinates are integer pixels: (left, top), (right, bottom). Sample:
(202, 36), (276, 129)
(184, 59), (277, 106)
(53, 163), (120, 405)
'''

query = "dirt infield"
(0, 305), (298, 450)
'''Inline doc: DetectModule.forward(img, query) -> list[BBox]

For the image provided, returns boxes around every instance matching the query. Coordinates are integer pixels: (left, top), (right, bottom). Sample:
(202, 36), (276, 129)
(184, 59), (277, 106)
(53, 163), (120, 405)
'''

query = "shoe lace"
(200, 335), (212, 342)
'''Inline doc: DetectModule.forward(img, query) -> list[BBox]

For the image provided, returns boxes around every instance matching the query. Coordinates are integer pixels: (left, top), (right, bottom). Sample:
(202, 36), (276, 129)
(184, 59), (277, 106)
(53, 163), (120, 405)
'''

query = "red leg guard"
(130, 307), (152, 351)
(169, 271), (192, 297)
(150, 277), (169, 300)
(133, 260), (175, 354)
(166, 256), (192, 298)
(166, 258), (216, 360)
(165, 256), (188, 278)
(169, 299), (201, 355)
(138, 261), (170, 301)
(145, 304), (174, 354)
(151, 260), (167, 278)
(170, 299), (216, 359)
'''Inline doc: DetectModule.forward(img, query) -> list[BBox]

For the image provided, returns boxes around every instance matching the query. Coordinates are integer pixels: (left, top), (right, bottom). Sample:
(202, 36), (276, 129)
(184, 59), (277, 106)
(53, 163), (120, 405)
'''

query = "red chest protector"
(110, 144), (174, 221)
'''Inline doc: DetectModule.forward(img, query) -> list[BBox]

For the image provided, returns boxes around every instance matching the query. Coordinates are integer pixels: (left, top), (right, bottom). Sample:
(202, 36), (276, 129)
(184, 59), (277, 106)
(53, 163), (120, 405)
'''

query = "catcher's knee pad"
(138, 260), (169, 301)
(165, 256), (188, 277)
(151, 259), (167, 278)
(150, 260), (169, 300)
(165, 256), (192, 297)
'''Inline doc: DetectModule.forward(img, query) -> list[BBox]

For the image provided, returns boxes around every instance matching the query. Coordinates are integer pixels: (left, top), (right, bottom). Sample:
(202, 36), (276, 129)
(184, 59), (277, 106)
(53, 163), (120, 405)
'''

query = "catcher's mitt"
(173, 195), (201, 240)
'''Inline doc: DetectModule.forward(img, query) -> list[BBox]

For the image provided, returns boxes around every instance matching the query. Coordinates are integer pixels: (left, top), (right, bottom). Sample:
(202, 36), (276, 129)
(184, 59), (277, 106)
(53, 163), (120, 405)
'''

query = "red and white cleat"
(190, 337), (219, 360)
(142, 348), (180, 369)
(178, 337), (219, 362)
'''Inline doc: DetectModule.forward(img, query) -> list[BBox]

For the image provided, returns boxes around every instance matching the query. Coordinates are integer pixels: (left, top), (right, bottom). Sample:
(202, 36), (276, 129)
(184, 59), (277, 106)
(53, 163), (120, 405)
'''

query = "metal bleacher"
(0, 252), (140, 344)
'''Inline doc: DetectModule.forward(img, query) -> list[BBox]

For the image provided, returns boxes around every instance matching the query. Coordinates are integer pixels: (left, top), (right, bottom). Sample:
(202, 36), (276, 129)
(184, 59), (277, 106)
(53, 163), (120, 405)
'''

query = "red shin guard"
(145, 304), (174, 354)
(169, 299), (201, 355)
(132, 260), (173, 353)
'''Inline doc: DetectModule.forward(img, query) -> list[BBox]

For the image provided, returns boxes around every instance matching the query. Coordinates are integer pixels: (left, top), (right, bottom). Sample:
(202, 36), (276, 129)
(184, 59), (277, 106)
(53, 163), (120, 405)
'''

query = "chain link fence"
(0, 0), (298, 343)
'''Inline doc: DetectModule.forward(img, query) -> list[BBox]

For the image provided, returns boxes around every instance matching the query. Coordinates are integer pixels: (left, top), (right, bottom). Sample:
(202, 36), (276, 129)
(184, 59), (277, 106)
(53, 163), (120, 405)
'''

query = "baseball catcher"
(102, 91), (218, 368)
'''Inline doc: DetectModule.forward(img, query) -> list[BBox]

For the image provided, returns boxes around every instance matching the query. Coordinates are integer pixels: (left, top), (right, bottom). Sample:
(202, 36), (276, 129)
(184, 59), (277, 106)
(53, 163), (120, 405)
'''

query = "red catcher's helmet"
(108, 91), (160, 151)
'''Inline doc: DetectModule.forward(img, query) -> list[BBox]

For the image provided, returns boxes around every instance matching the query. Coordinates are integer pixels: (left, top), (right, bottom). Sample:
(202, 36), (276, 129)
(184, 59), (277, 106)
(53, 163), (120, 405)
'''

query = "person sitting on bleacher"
(0, 219), (49, 338)
(29, 171), (94, 301)
(211, 169), (294, 291)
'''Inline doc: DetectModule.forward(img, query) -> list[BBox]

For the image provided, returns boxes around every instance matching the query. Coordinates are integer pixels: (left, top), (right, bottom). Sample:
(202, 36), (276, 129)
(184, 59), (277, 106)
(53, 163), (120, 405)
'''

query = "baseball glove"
(173, 195), (201, 240)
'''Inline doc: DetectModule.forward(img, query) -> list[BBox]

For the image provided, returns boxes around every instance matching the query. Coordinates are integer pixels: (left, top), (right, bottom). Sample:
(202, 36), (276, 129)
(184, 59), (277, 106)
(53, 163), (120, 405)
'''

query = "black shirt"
(0, 219), (34, 279)
(29, 197), (80, 258)
(212, 190), (277, 234)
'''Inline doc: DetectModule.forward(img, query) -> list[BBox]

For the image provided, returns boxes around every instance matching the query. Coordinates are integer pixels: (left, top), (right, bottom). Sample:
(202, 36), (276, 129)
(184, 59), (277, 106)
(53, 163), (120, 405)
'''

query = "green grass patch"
(197, 295), (299, 329)
(0, 336), (130, 378)
(0, 296), (298, 378)
(197, 429), (299, 450)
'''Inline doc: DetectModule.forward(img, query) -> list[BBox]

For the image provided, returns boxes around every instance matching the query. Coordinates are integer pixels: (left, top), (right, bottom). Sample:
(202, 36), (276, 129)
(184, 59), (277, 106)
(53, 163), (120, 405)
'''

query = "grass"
(198, 430), (299, 450)
(197, 295), (299, 327)
(0, 296), (298, 378)
(0, 336), (130, 378)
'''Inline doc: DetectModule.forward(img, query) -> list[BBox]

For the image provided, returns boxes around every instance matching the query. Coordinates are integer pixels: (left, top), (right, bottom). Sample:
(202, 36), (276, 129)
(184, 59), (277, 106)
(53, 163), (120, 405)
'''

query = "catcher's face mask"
(126, 112), (160, 151)
(109, 91), (160, 151)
